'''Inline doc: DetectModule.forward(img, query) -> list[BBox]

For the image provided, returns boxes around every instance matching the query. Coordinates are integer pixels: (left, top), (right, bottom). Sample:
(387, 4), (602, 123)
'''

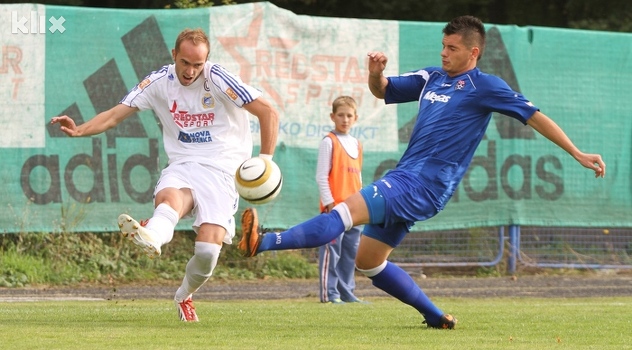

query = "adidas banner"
(0, 2), (629, 233)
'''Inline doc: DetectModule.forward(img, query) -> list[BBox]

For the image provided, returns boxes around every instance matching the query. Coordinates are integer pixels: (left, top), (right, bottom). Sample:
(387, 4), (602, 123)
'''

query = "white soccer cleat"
(117, 214), (162, 258)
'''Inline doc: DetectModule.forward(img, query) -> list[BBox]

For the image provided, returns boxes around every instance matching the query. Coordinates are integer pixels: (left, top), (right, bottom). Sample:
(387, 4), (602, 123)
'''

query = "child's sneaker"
(325, 298), (345, 304)
(117, 214), (161, 258)
(344, 297), (370, 304)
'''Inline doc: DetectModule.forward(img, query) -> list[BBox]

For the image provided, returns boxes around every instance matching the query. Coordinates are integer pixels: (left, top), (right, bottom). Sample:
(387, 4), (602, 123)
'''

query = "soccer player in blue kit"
(239, 15), (606, 329)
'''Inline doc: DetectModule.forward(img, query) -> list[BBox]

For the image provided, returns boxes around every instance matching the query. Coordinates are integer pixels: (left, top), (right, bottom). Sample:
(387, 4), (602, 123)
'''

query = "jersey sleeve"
(384, 69), (430, 104)
(480, 75), (539, 124)
(315, 136), (334, 206)
(119, 65), (169, 111)
(209, 64), (262, 107)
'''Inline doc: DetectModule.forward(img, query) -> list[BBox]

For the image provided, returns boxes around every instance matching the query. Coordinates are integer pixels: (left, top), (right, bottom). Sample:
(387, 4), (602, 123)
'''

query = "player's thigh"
(189, 166), (239, 245)
(355, 234), (394, 270)
(345, 192), (371, 225)
(154, 187), (194, 216)
(153, 163), (198, 213)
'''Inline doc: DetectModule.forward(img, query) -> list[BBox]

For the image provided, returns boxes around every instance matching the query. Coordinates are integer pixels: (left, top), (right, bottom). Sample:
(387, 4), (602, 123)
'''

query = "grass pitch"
(1, 297), (631, 349)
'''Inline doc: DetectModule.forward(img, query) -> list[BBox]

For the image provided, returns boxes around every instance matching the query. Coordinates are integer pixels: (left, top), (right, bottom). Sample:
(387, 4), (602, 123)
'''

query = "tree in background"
(165, 0), (235, 9)
(1, 0), (629, 31)
(260, 0), (632, 32)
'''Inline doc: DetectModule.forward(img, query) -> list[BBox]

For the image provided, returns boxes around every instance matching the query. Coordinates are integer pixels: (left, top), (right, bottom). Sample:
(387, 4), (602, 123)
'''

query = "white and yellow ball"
(235, 157), (283, 204)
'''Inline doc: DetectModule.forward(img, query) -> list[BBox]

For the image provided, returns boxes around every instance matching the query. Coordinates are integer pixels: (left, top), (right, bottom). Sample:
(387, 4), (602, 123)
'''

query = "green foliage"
(261, 251), (319, 278)
(0, 231), (318, 287)
(17, 0), (632, 33)
(1, 298), (631, 349)
(165, 0), (235, 9)
(475, 266), (502, 277)
(0, 250), (33, 287)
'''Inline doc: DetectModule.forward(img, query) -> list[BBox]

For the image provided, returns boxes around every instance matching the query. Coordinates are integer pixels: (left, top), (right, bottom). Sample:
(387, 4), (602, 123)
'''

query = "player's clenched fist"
(367, 51), (388, 76)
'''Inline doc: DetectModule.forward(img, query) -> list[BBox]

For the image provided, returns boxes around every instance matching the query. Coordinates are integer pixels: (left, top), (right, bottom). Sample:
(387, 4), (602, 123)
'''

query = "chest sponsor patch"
(177, 130), (213, 143)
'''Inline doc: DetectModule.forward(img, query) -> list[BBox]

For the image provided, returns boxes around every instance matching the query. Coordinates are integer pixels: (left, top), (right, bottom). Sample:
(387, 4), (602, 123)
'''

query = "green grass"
(1, 297), (630, 349)
(0, 232), (319, 287)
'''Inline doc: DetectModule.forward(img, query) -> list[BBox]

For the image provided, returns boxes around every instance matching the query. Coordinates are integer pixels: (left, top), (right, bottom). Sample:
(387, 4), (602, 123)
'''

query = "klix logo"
(11, 11), (66, 34)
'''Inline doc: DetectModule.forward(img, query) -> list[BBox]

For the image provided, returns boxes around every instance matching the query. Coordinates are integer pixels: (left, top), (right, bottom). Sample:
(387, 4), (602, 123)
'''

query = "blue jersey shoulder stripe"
(210, 64), (254, 103)
(120, 65), (169, 105)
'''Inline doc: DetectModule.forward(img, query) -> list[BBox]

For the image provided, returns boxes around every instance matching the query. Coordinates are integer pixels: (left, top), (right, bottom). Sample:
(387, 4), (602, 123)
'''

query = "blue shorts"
(359, 169), (445, 248)
(359, 183), (413, 248)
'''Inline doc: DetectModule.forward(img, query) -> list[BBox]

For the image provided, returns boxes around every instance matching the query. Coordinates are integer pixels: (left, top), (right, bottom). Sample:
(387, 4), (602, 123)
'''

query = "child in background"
(316, 96), (364, 304)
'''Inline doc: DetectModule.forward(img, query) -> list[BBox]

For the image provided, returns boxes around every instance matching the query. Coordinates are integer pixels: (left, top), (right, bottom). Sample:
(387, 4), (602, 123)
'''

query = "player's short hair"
(175, 28), (210, 57)
(332, 96), (358, 114)
(443, 15), (486, 60)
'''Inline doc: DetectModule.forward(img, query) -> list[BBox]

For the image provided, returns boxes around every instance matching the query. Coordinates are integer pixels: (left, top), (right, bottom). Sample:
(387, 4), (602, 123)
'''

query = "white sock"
(174, 242), (221, 302)
(333, 202), (353, 231)
(145, 203), (178, 245)
(356, 260), (388, 278)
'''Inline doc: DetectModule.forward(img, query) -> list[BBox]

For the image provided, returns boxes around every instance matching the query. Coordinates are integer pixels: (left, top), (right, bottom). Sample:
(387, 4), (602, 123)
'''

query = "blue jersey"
(376, 67), (538, 225)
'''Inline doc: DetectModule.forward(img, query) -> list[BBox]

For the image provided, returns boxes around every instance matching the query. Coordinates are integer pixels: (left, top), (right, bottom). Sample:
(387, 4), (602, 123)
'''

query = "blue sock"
(258, 211), (345, 252)
(369, 261), (444, 326)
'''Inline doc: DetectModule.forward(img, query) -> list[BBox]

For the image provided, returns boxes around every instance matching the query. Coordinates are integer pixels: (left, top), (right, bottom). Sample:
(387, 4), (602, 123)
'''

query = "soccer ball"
(235, 157), (283, 204)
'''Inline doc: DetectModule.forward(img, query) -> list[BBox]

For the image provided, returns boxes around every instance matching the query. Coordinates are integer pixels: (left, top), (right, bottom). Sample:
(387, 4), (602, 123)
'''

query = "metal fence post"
(507, 225), (520, 275)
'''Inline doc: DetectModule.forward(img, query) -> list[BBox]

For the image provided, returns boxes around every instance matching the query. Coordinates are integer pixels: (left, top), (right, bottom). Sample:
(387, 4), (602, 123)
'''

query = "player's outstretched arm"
(50, 104), (138, 137)
(527, 111), (606, 178)
(244, 97), (279, 156)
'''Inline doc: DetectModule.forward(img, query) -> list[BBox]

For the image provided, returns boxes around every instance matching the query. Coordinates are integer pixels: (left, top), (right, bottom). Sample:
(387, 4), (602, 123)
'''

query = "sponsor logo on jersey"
(202, 93), (215, 109)
(455, 80), (466, 90)
(137, 78), (151, 90)
(168, 73), (174, 81)
(177, 130), (213, 143)
(172, 112), (216, 128)
(371, 185), (380, 198)
(170, 101), (215, 128)
(423, 91), (451, 104)
(204, 79), (210, 92)
(225, 87), (238, 100)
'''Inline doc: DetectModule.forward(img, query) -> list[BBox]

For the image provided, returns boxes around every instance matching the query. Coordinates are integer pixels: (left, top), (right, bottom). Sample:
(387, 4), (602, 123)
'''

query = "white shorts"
(154, 162), (239, 244)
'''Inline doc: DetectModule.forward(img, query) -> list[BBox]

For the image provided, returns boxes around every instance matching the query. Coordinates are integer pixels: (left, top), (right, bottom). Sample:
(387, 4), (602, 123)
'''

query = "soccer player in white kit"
(51, 28), (279, 322)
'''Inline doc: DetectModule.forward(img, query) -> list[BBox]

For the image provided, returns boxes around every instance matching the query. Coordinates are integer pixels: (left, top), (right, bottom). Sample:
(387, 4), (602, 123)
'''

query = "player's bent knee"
(194, 242), (221, 264)
(356, 260), (387, 277)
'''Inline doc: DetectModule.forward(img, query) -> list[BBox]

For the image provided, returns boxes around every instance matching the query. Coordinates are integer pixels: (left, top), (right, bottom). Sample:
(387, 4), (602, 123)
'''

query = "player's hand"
(367, 51), (388, 77)
(50, 115), (79, 137)
(321, 204), (334, 214)
(576, 152), (606, 178)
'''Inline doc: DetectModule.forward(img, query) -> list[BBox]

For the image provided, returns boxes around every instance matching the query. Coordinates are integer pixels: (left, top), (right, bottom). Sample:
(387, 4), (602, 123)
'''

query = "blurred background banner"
(0, 2), (628, 233)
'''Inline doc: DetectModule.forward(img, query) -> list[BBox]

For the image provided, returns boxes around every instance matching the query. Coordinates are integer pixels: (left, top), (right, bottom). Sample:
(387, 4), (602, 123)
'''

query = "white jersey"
(120, 62), (262, 174)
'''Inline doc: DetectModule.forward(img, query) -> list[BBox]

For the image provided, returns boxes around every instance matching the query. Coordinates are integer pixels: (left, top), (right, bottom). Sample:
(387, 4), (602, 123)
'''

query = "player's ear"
(171, 48), (177, 61)
(471, 46), (480, 61)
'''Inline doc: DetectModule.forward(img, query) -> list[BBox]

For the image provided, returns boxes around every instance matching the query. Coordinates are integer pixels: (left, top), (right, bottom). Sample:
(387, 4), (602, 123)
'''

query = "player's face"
(330, 106), (358, 134)
(172, 40), (209, 86)
(440, 34), (477, 77)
